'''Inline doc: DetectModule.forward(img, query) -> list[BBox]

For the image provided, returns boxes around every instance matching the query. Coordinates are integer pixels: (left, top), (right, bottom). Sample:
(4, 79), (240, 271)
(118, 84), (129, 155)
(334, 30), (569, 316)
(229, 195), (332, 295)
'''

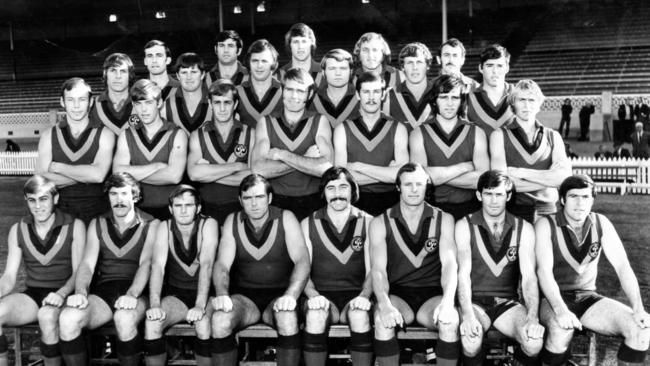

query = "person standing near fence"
(558, 98), (572, 139)
(631, 122), (650, 159)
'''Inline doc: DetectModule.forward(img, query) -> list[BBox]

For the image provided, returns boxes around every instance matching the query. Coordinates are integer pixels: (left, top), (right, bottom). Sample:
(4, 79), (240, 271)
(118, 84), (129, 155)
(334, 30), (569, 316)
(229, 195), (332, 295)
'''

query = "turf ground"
(0, 176), (647, 365)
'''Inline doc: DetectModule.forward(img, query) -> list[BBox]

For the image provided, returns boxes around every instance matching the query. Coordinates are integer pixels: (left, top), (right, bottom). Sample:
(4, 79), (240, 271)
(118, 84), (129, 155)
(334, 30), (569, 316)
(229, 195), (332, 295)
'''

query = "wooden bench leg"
(587, 332), (597, 366)
(14, 327), (22, 366)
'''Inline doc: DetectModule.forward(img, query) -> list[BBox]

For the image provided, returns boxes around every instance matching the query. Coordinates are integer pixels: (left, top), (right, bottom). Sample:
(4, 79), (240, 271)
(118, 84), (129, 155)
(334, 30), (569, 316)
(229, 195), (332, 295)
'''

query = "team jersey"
(231, 207), (292, 289)
(467, 83), (513, 133)
(90, 91), (134, 136)
(236, 79), (284, 127)
(547, 212), (603, 292)
(164, 217), (208, 290)
(308, 207), (368, 292)
(196, 120), (253, 205)
(383, 81), (434, 131)
(466, 211), (523, 297)
(278, 60), (323, 88)
(164, 87), (212, 134)
(342, 114), (398, 193)
(418, 117), (477, 204)
(353, 65), (401, 90)
(265, 111), (323, 196)
(153, 77), (181, 102)
(94, 209), (155, 285)
(124, 119), (181, 209)
(383, 203), (443, 288)
(207, 61), (249, 86)
(17, 210), (75, 289)
(309, 84), (360, 128)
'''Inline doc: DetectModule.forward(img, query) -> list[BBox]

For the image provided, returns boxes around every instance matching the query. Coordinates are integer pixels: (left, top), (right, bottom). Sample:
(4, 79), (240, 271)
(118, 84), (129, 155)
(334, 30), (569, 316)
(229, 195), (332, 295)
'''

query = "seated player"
(455, 171), (544, 365)
(144, 185), (218, 366)
(0, 176), (84, 366)
(58, 173), (159, 366)
(536, 175), (650, 366)
(301, 167), (373, 366)
(370, 163), (460, 366)
(210, 174), (310, 366)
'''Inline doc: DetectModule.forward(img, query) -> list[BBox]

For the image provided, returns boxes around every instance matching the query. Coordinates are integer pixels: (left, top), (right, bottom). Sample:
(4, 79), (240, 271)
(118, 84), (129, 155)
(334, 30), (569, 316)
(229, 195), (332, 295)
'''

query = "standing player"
(435, 38), (477, 93)
(536, 175), (650, 366)
(301, 167), (373, 366)
(187, 79), (254, 224)
(206, 30), (249, 86)
(36, 77), (114, 223)
(383, 42), (434, 130)
(236, 39), (284, 127)
(113, 79), (187, 220)
(352, 32), (401, 90)
(467, 44), (514, 133)
(251, 68), (333, 220)
(58, 173), (159, 366)
(310, 49), (359, 128)
(163, 53), (212, 135)
(455, 171), (544, 366)
(144, 185), (218, 366)
(0, 176), (84, 366)
(370, 163), (460, 366)
(144, 40), (180, 101)
(490, 79), (571, 222)
(278, 23), (322, 86)
(210, 174), (310, 366)
(333, 72), (409, 216)
(409, 74), (489, 219)
(91, 53), (136, 135)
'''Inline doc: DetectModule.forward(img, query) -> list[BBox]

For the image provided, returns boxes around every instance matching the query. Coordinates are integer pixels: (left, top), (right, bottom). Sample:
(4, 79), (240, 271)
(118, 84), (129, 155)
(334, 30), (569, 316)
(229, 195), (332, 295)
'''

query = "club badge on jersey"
(351, 236), (364, 252)
(424, 237), (438, 253)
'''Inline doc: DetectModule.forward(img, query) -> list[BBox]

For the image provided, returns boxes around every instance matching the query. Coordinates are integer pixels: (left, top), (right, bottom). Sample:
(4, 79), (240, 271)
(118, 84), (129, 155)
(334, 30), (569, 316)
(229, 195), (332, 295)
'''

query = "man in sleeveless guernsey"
(370, 163), (460, 366)
(536, 175), (650, 366)
(455, 171), (544, 366)
(188, 79), (254, 224)
(309, 49), (359, 128)
(383, 42), (434, 130)
(90, 53), (136, 136)
(352, 33), (401, 90)
(144, 39), (180, 101)
(466, 44), (514, 133)
(58, 173), (159, 366)
(206, 30), (249, 86)
(113, 79), (187, 220)
(333, 72), (409, 216)
(435, 38), (477, 94)
(236, 39), (284, 127)
(0, 176), (85, 366)
(144, 185), (219, 366)
(162, 53), (212, 135)
(490, 80), (571, 223)
(210, 174), (310, 366)
(37, 77), (115, 223)
(251, 68), (333, 220)
(301, 167), (373, 366)
(277, 23), (322, 87)
(410, 74), (489, 220)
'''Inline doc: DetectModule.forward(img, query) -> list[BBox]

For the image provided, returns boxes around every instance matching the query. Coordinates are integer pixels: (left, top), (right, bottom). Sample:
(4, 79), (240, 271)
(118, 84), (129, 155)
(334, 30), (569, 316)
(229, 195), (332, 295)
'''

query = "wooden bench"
(9, 324), (596, 366)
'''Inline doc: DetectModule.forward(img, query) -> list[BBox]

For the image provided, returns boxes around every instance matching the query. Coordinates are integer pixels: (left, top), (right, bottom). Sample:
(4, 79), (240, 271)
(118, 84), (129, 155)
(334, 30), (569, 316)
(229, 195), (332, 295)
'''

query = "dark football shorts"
(473, 296), (520, 323)
(318, 289), (363, 313)
(232, 287), (286, 313)
(559, 290), (605, 319)
(390, 285), (443, 313)
(23, 287), (57, 306)
(162, 286), (198, 309)
(91, 280), (144, 309)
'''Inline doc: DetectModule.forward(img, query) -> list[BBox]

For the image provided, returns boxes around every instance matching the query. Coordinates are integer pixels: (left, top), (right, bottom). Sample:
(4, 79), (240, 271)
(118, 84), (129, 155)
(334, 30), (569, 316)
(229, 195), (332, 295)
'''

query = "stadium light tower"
(108, 14), (118, 22)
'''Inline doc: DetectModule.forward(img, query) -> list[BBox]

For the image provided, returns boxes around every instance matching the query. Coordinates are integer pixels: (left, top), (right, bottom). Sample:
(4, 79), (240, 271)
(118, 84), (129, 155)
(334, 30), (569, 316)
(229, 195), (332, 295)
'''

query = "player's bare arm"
(251, 118), (294, 178)
(455, 217), (480, 336)
(0, 224), (24, 297)
(148, 221), (170, 310)
(333, 124), (380, 185)
(446, 127), (490, 188)
(140, 132), (187, 185)
(212, 214), (237, 311)
(113, 132), (164, 180)
(435, 212), (458, 324)
(187, 130), (251, 184)
(369, 216), (403, 329)
(193, 217), (219, 312)
(349, 123), (409, 183)
(275, 116), (334, 177)
(36, 128), (76, 187)
(49, 129), (115, 183)
(409, 128), (473, 185)
(508, 131), (572, 187)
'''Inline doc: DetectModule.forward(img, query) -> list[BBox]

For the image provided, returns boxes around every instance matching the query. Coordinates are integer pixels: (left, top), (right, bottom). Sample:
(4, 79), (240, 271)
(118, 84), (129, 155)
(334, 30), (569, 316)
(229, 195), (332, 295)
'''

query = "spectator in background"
(631, 122), (650, 159)
(578, 103), (595, 141)
(564, 142), (578, 159)
(5, 139), (19, 152)
(634, 97), (650, 130)
(594, 144), (613, 159)
(613, 143), (631, 159)
(558, 98), (572, 138)
(618, 97), (634, 125)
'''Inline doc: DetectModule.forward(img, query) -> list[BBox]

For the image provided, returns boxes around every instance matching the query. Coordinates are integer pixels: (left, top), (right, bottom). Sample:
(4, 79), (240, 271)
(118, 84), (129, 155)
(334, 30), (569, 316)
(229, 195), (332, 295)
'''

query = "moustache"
(329, 197), (348, 203)
(365, 100), (378, 105)
(113, 204), (128, 208)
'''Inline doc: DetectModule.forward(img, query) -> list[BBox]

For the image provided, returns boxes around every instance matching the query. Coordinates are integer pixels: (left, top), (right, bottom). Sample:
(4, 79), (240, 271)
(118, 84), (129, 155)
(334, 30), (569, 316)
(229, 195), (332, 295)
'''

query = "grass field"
(0, 176), (647, 365)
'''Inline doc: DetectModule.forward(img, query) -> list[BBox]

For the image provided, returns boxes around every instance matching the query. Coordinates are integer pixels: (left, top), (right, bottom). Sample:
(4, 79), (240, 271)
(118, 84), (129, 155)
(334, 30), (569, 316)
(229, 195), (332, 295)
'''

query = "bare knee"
(194, 317), (211, 340)
(113, 309), (140, 341)
(211, 311), (236, 338)
(544, 321), (573, 353)
(305, 309), (328, 334)
(461, 330), (484, 357)
(520, 336), (544, 356)
(37, 306), (60, 331)
(436, 313), (460, 341)
(58, 308), (87, 340)
(274, 311), (298, 336)
(373, 312), (396, 340)
(622, 323), (650, 350)
(144, 319), (164, 340)
(347, 309), (371, 333)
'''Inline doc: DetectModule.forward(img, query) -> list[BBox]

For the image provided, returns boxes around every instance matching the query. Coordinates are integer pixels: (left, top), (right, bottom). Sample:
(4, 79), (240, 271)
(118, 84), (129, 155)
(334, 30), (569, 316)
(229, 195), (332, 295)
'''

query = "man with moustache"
(206, 30), (249, 86)
(144, 40), (180, 101)
(113, 79), (187, 219)
(301, 167), (373, 366)
(91, 53), (136, 135)
(58, 172), (159, 366)
(333, 72), (409, 216)
(278, 23), (322, 86)
(352, 33), (401, 90)
(435, 38), (477, 93)
(37, 77), (115, 223)
(187, 79), (255, 224)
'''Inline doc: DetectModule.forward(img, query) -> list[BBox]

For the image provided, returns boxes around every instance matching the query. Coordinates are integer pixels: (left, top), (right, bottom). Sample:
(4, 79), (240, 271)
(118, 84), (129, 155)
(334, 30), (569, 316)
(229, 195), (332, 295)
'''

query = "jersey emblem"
(234, 143), (248, 158)
(506, 246), (518, 262)
(588, 242), (601, 259)
(424, 237), (438, 253)
(128, 114), (140, 126)
(350, 236), (364, 252)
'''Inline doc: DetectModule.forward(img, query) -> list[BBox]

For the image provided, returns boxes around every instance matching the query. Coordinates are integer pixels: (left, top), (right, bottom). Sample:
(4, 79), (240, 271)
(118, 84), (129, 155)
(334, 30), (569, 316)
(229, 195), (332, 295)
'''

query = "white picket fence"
(0, 152), (648, 194)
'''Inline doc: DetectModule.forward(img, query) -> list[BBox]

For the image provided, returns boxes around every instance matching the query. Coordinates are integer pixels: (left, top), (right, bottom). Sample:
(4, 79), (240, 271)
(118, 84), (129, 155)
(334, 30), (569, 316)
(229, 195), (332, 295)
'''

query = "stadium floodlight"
(108, 14), (118, 22)
(155, 11), (166, 19)
(361, 0), (370, 3)
(233, 5), (242, 14)
(256, 1), (266, 12)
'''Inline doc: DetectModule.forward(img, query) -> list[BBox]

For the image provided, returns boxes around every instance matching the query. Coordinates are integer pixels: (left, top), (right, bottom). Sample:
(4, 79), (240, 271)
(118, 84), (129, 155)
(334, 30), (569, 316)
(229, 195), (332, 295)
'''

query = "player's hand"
(388, 160), (398, 167)
(269, 148), (284, 161)
(632, 310), (650, 329)
(523, 317), (545, 340)
(42, 292), (65, 307)
(307, 295), (330, 310)
(146, 307), (166, 321)
(346, 161), (361, 172)
(377, 303), (404, 329)
(196, 158), (210, 165)
(507, 167), (522, 178)
(114, 295), (138, 310)
(349, 296), (372, 311)
(66, 294), (89, 309)
(212, 295), (233, 312)
(433, 301), (457, 325)
(460, 161), (475, 172)
(304, 145), (321, 158)
(556, 309), (582, 330)
(186, 306), (206, 323)
(460, 315), (482, 341)
(273, 295), (297, 312)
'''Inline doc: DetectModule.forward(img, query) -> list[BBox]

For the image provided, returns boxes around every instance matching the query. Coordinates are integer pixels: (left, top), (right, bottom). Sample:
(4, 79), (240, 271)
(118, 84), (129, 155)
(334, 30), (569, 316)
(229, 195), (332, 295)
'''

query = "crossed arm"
(187, 129), (254, 186)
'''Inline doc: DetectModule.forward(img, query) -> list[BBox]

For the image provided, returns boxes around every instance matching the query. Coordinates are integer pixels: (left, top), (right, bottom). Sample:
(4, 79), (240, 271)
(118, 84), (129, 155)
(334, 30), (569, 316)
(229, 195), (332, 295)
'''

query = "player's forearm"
(354, 163), (400, 183)
(0, 275), (17, 297)
(521, 277), (540, 320)
(285, 260), (310, 299)
(349, 169), (381, 185)
(514, 165), (572, 188)
(148, 265), (165, 307)
(213, 264), (230, 296)
(127, 264), (151, 298)
(457, 275), (474, 316)
(251, 159), (294, 178)
(194, 265), (213, 309)
(358, 274), (373, 299)
(303, 279), (320, 299)
(618, 268), (645, 312)
(115, 163), (162, 182)
(51, 162), (108, 184)
(279, 151), (332, 177)
(426, 162), (472, 186)
(56, 275), (77, 298)
(40, 172), (77, 187)
(188, 162), (248, 183)
(445, 171), (485, 189)
(141, 167), (184, 185)
(74, 265), (94, 296)
(510, 177), (547, 192)
(371, 270), (391, 308)
(440, 266), (457, 307)
(537, 273), (569, 314)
